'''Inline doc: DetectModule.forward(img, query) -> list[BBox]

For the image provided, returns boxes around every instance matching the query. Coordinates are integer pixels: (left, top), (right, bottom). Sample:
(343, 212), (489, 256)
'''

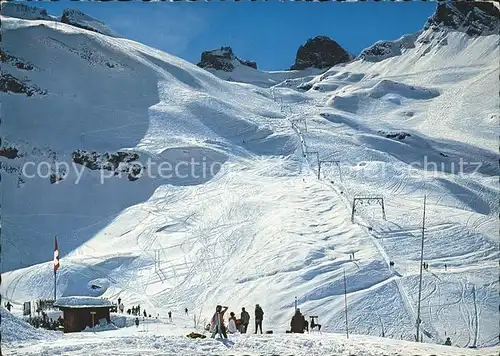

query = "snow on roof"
(54, 296), (115, 309)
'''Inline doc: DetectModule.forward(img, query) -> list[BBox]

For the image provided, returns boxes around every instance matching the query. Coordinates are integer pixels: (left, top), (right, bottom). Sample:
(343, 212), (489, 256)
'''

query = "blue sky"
(36, 1), (436, 71)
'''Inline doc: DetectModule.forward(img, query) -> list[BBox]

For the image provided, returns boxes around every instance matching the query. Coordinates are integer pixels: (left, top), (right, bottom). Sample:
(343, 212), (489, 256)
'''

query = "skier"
(227, 312), (238, 334)
(168, 311), (172, 322)
(444, 337), (451, 346)
(444, 263), (447, 271)
(5, 302), (12, 311)
(240, 307), (250, 334)
(135, 317), (139, 328)
(290, 308), (306, 333)
(254, 304), (264, 334)
(210, 305), (228, 339)
(137, 305), (141, 316)
(143, 310), (147, 318)
(131, 306), (136, 315)
(127, 309), (131, 315)
(117, 297), (121, 306)
(119, 303), (124, 314)
(185, 307), (188, 315)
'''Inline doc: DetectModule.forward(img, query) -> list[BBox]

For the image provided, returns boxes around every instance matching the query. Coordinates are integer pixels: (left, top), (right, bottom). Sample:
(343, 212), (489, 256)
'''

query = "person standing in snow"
(5, 302), (12, 311)
(227, 312), (238, 334)
(254, 304), (264, 334)
(444, 337), (451, 346)
(210, 305), (228, 339)
(143, 310), (147, 318)
(118, 297), (121, 306)
(240, 307), (250, 334)
(135, 317), (139, 327)
(119, 303), (124, 313)
(168, 311), (172, 322)
(185, 307), (188, 315)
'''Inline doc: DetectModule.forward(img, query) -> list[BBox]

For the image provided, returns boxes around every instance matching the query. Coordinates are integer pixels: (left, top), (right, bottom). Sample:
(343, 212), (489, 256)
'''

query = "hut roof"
(54, 296), (114, 309)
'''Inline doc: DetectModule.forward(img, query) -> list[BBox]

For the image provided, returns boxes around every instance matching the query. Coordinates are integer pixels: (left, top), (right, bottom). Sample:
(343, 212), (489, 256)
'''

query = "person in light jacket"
(210, 305), (228, 339)
(227, 312), (238, 334)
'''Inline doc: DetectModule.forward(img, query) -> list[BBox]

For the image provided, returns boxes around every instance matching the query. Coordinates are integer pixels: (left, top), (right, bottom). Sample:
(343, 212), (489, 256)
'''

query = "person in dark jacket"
(135, 317), (139, 327)
(240, 307), (250, 334)
(143, 310), (147, 318)
(254, 304), (264, 334)
(444, 337), (451, 346)
(290, 309), (306, 333)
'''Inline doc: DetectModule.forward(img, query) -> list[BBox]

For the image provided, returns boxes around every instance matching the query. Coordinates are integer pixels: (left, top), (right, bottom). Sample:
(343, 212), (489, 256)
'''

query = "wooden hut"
(54, 296), (114, 333)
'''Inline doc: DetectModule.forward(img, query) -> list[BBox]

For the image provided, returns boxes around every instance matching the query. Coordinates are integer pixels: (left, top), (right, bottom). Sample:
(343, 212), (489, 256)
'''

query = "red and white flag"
(53, 236), (60, 273)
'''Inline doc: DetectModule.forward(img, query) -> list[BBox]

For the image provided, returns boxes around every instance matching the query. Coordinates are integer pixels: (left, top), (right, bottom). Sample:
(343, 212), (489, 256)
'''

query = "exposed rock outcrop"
(290, 36), (350, 70)
(358, 2), (500, 62)
(1, 2), (54, 21)
(61, 9), (118, 37)
(424, 1), (500, 36)
(0, 72), (47, 96)
(72, 150), (143, 181)
(197, 46), (257, 72)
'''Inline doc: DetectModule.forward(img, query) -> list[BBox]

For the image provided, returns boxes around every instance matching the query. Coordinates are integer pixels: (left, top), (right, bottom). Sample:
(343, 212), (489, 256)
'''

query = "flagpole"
(53, 235), (59, 302)
(54, 269), (57, 301)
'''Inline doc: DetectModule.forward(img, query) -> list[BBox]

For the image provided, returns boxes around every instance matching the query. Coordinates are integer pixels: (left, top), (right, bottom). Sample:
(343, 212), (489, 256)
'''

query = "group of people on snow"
(207, 304), (264, 339)
(127, 304), (142, 316)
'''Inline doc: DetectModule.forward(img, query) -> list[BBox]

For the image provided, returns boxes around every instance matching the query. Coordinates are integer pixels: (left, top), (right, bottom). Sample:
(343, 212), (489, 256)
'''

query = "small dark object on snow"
(389, 261), (395, 267)
(266, 330), (273, 334)
(187, 332), (206, 339)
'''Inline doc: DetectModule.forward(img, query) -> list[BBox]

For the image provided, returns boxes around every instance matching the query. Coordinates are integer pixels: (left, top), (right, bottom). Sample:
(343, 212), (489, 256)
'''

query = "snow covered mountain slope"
(1, 16), (296, 271)
(1, 2), (498, 352)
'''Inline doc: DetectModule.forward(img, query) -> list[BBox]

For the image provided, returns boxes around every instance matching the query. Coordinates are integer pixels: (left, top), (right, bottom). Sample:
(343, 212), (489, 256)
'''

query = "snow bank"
(83, 319), (118, 332)
(368, 80), (440, 100)
(0, 307), (60, 344)
(54, 296), (115, 308)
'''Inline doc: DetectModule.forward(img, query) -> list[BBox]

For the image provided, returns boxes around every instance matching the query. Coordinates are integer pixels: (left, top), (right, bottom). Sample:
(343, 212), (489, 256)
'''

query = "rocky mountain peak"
(290, 36), (351, 70)
(197, 46), (257, 72)
(424, 1), (500, 36)
(61, 8), (118, 37)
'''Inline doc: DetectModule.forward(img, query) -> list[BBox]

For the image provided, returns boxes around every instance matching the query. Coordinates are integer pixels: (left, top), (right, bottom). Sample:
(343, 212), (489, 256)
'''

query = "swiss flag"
(53, 236), (60, 273)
